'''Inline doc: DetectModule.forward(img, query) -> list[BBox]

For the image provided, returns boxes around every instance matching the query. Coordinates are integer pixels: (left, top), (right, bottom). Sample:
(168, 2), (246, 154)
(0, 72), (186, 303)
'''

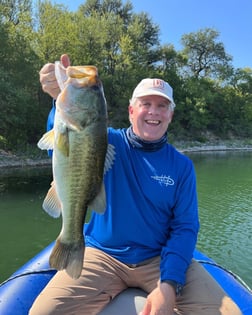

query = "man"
(30, 54), (241, 315)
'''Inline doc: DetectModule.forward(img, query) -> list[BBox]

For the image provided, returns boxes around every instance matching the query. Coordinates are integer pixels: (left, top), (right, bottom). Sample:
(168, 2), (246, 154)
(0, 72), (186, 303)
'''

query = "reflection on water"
(0, 167), (51, 193)
(0, 152), (251, 288)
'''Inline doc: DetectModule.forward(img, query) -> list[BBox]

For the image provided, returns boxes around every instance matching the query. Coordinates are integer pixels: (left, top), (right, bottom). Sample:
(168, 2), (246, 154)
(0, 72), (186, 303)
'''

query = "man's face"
(128, 95), (174, 141)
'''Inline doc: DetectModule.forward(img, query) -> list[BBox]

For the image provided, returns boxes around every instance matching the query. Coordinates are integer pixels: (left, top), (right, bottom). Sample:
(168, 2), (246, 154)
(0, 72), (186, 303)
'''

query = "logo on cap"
(153, 79), (165, 90)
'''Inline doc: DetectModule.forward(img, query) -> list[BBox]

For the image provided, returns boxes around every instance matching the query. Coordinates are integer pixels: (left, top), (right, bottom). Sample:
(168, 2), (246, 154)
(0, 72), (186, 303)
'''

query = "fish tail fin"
(49, 238), (84, 279)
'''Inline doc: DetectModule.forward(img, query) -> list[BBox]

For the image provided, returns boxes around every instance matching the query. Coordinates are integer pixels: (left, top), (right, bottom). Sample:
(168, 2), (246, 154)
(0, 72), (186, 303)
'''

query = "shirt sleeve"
(47, 99), (56, 132)
(46, 100), (56, 157)
(160, 160), (199, 285)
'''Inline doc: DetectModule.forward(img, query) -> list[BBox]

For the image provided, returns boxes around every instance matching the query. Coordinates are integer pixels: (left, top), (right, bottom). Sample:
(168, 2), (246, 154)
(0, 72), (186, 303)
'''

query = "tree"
(0, 0), (32, 25)
(181, 28), (232, 80)
(225, 67), (252, 135)
(0, 0), (46, 148)
(74, 1), (161, 126)
(1, 0), (252, 149)
(34, 1), (77, 63)
(79, 0), (133, 21)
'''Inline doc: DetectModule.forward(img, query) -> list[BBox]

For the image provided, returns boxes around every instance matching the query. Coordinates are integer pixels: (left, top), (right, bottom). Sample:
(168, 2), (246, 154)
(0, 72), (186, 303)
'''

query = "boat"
(0, 242), (251, 315)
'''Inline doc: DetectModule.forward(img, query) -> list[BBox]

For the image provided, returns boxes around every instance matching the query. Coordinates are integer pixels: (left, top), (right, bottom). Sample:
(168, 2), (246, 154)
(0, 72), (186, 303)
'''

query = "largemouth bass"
(38, 63), (112, 279)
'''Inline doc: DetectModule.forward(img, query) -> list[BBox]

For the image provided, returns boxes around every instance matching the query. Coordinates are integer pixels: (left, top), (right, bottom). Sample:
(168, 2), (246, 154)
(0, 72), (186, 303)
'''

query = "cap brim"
(134, 91), (175, 106)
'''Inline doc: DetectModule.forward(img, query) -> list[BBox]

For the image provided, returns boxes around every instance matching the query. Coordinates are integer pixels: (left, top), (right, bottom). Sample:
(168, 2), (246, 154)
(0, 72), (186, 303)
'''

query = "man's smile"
(145, 120), (161, 125)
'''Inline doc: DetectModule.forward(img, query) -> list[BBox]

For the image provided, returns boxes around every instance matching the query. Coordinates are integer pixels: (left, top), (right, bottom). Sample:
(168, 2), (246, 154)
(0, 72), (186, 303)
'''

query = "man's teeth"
(146, 120), (159, 124)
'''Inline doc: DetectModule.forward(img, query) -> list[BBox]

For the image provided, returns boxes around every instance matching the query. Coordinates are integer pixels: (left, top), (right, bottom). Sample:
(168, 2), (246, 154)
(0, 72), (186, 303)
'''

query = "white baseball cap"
(131, 78), (175, 109)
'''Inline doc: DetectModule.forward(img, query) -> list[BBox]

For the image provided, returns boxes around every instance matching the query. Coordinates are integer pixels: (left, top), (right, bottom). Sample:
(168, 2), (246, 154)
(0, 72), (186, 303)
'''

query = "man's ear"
(168, 111), (174, 124)
(128, 105), (133, 124)
(128, 104), (133, 113)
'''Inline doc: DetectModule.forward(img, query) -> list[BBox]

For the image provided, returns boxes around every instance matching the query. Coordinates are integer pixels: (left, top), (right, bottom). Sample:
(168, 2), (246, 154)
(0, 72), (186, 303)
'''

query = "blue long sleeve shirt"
(85, 127), (199, 285)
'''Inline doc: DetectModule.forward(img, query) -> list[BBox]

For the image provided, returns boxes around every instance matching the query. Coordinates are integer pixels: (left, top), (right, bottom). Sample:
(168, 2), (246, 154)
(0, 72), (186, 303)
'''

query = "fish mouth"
(145, 120), (161, 125)
(67, 66), (98, 79)
(67, 66), (101, 88)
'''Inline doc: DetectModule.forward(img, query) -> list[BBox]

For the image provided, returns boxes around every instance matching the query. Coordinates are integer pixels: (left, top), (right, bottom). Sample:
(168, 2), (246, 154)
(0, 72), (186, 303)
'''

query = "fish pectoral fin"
(37, 129), (55, 150)
(56, 131), (70, 156)
(88, 183), (106, 214)
(63, 118), (82, 132)
(103, 144), (116, 175)
(42, 182), (62, 218)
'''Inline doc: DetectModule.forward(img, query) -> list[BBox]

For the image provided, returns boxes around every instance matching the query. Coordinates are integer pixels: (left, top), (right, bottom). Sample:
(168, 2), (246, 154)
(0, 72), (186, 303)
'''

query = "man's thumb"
(60, 54), (71, 68)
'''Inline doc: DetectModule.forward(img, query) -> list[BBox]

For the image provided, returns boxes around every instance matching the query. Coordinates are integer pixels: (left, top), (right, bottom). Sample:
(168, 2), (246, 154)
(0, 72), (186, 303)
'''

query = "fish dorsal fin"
(55, 61), (68, 91)
(37, 129), (55, 150)
(42, 181), (62, 218)
(104, 144), (116, 175)
(88, 183), (106, 214)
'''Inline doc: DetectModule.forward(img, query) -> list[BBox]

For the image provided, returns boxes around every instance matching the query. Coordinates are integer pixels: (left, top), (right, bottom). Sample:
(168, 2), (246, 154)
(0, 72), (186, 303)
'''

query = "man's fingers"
(39, 55), (70, 99)
(39, 63), (55, 75)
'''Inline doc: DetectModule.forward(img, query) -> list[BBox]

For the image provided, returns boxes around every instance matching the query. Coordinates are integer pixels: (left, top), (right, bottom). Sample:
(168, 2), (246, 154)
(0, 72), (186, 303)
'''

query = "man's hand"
(139, 282), (176, 315)
(39, 54), (70, 99)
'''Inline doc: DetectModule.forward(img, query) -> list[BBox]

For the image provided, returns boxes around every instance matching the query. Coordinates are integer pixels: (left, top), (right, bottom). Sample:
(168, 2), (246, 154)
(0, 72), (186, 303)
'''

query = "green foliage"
(35, 1), (77, 62)
(0, 0), (251, 151)
(0, 7), (44, 149)
(181, 28), (233, 80)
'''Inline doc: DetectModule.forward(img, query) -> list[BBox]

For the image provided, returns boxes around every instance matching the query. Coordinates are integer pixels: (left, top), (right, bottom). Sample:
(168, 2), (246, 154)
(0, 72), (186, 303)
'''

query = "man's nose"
(148, 105), (158, 114)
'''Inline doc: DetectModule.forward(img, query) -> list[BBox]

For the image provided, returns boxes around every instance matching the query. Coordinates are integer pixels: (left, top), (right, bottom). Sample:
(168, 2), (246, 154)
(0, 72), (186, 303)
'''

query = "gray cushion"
(98, 288), (147, 315)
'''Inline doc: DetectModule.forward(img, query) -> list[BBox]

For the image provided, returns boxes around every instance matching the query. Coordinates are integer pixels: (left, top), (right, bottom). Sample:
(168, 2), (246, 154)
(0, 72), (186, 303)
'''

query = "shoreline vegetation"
(1, 139), (252, 169)
(1, 2), (252, 163)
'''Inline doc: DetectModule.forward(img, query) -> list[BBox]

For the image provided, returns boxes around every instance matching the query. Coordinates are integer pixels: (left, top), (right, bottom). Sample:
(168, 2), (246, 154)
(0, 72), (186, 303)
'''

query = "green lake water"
(0, 151), (251, 288)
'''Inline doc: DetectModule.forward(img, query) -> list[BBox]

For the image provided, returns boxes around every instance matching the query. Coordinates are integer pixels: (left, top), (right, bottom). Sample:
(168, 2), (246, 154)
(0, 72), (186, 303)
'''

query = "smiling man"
(30, 56), (241, 315)
(128, 79), (175, 141)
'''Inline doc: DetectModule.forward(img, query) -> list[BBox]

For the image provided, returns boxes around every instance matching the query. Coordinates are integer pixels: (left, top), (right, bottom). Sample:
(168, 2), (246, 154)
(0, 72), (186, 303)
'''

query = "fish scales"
(38, 64), (108, 279)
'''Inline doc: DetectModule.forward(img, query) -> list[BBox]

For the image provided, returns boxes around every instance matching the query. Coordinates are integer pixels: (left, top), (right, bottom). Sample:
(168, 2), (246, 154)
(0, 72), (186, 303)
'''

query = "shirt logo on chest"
(151, 175), (175, 186)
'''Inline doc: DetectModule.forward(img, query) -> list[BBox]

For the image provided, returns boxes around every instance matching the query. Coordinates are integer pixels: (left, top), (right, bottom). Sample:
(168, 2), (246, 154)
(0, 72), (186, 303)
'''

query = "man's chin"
(142, 133), (161, 142)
